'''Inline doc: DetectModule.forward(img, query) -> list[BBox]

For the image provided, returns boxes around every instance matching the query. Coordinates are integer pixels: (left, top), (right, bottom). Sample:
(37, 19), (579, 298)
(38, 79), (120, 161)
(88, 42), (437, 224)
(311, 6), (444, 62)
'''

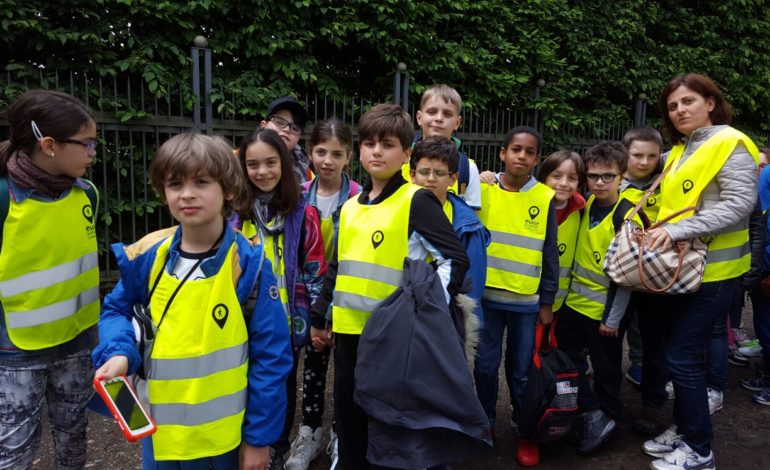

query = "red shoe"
(516, 438), (540, 467)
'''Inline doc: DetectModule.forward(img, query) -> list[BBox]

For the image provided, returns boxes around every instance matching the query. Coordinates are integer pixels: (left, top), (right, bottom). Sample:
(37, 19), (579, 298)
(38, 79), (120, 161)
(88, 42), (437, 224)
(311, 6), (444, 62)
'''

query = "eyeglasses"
(57, 138), (98, 152)
(269, 115), (303, 136)
(585, 172), (618, 183)
(31, 120), (97, 152)
(415, 168), (451, 178)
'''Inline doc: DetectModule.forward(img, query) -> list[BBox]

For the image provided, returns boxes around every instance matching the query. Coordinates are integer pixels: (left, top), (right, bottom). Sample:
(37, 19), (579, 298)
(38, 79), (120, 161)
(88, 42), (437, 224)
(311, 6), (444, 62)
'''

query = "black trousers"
(635, 292), (673, 407)
(555, 307), (625, 421)
(334, 333), (371, 470)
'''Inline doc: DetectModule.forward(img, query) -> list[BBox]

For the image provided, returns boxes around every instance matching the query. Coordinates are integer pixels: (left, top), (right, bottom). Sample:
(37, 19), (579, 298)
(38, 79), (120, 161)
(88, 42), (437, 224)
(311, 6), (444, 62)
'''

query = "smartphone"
(93, 375), (157, 442)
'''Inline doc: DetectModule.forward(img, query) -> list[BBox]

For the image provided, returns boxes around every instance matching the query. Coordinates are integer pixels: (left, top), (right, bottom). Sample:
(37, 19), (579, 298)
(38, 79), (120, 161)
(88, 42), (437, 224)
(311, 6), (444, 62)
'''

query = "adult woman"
(644, 74), (759, 470)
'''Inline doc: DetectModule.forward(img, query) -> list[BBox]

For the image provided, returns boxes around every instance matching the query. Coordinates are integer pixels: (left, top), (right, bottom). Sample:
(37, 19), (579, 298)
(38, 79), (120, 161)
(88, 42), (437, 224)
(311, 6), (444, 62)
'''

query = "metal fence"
(6, 54), (764, 282)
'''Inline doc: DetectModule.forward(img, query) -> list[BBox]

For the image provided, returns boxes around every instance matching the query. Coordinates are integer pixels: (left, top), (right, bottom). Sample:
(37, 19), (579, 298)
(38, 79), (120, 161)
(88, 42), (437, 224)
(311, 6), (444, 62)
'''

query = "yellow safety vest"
(319, 214), (335, 261)
(0, 186), (99, 350)
(242, 219), (291, 329)
(332, 183), (420, 334)
(479, 182), (554, 295)
(659, 127), (759, 282)
(553, 209), (581, 312)
(565, 196), (635, 320)
(622, 185), (661, 223)
(146, 236), (248, 461)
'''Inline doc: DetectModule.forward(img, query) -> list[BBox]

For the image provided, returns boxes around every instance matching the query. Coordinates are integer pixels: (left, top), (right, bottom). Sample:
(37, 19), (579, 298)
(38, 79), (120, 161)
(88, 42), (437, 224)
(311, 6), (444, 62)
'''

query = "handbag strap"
(623, 164), (672, 223)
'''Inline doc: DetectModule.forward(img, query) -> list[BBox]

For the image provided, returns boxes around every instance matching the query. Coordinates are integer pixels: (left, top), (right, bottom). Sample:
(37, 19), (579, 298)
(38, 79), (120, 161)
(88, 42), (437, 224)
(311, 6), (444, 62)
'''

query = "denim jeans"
(636, 292), (672, 407)
(664, 278), (737, 456)
(473, 302), (538, 425)
(749, 288), (770, 373)
(705, 308), (728, 392)
(0, 347), (93, 470)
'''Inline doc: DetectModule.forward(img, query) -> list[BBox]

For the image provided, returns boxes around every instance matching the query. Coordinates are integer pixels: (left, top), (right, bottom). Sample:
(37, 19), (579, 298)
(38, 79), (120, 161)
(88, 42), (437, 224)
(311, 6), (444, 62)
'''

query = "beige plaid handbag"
(603, 167), (707, 294)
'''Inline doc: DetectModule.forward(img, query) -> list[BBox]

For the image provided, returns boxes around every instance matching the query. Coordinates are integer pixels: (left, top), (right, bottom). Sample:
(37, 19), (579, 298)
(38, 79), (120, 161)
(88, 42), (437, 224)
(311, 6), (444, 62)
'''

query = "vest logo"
(371, 230), (384, 249)
(528, 206), (540, 220)
(558, 243), (567, 256)
(592, 251), (601, 265)
(212, 303), (229, 329)
(277, 246), (283, 259)
(646, 196), (656, 207)
(82, 204), (94, 224)
(682, 179), (694, 194)
(293, 315), (307, 336)
(269, 285), (280, 301)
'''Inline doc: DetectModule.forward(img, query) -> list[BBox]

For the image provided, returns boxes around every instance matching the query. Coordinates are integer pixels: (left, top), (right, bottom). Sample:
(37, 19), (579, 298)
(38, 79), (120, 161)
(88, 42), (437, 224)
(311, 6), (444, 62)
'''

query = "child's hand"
(598, 324), (618, 337)
(479, 170), (497, 185)
(239, 443), (269, 470)
(95, 355), (128, 380)
(311, 326), (333, 351)
(538, 304), (553, 326)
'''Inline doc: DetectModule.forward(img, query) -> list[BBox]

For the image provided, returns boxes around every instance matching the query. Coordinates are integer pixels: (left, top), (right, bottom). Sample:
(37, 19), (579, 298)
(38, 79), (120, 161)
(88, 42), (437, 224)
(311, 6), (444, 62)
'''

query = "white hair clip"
(31, 120), (44, 141)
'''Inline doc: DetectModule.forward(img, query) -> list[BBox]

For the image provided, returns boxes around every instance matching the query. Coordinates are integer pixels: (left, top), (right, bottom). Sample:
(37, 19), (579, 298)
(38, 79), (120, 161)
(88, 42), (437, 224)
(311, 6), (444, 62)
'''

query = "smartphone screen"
(103, 379), (150, 431)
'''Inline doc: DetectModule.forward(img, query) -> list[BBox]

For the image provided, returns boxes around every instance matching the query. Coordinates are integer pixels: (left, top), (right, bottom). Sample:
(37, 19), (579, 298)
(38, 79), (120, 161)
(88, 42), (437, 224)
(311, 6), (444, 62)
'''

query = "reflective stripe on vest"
(0, 186), (99, 350)
(145, 236), (248, 460)
(554, 209), (581, 311)
(659, 128), (759, 282)
(479, 182), (554, 295)
(565, 195), (635, 320)
(332, 183), (419, 334)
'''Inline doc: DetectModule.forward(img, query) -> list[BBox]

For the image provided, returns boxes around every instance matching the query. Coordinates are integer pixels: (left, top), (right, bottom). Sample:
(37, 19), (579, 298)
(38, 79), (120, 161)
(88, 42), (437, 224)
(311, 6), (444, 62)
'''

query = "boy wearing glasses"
(410, 136), (489, 319)
(260, 96), (312, 184)
(557, 141), (641, 455)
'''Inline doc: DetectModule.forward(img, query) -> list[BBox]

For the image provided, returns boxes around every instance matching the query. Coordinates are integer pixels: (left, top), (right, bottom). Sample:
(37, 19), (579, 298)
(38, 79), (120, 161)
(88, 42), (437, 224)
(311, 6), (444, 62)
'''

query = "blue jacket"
(91, 224), (292, 448)
(448, 193), (490, 323)
(759, 168), (770, 271)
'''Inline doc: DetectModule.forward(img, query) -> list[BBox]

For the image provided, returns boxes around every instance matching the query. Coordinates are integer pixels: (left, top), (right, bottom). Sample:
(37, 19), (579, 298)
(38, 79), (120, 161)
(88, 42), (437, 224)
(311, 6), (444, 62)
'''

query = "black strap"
(155, 228), (226, 330)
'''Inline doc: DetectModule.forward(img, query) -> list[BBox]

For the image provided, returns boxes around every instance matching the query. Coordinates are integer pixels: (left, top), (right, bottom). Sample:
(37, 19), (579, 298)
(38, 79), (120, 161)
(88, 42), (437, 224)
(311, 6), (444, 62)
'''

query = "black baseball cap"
(266, 97), (308, 129)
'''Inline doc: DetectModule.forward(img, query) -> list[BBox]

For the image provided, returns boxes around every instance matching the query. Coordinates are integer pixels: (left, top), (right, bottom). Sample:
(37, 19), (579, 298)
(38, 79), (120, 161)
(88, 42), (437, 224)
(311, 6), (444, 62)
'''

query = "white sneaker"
(665, 381), (675, 400)
(326, 428), (339, 470)
(650, 442), (715, 470)
(285, 425), (323, 470)
(738, 339), (763, 358)
(643, 426), (683, 458)
(707, 388), (723, 415)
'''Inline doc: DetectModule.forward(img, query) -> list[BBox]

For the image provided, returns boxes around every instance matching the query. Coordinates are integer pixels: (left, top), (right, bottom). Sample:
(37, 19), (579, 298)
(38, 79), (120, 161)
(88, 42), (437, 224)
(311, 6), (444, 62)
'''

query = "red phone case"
(93, 375), (157, 442)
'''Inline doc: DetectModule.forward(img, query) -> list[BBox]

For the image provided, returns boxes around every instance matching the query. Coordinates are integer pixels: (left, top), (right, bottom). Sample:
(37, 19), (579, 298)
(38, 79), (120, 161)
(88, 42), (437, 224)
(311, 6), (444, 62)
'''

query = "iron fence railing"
(4, 60), (768, 283)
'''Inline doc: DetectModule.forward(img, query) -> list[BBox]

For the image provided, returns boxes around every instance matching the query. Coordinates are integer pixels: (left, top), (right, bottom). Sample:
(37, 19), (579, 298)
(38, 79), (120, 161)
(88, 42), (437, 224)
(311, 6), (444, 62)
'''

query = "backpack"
(515, 321), (579, 443)
(0, 176), (99, 252)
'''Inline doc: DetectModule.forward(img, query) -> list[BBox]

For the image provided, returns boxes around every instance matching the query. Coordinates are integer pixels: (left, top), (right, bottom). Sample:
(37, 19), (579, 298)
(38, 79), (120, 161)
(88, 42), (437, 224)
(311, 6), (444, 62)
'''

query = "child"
(557, 141), (641, 455)
(286, 118), (361, 470)
(616, 127), (673, 436)
(402, 84), (482, 210)
(473, 126), (559, 467)
(409, 136), (489, 320)
(310, 104), (469, 469)
(92, 133), (292, 468)
(0, 90), (99, 470)
(260, 96), (312, 184)
(233, 128), (327, 467)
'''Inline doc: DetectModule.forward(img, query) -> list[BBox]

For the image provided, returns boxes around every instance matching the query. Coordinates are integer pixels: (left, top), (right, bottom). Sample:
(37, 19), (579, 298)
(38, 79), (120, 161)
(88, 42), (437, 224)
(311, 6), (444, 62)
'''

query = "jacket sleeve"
(409, 189), (469, 299)
(297, 204), (327, 312)
(242, 254), (293, 448)
(91, 245), (144, 375)
(538, 200), (559, 305)
(311, 239), (337, 329)
(742, 201), (767, 289)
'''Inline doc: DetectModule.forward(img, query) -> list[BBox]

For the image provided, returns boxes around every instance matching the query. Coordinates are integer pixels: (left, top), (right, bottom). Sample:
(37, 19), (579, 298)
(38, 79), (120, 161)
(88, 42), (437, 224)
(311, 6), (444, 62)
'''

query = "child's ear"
(409, 169), (417, 184)
(259, 121), (268, 129)
(499, 147), (506, 162)
(224, 193), (234, 202)
(403, 147), (412, 165)
(449, 172), (458, 187)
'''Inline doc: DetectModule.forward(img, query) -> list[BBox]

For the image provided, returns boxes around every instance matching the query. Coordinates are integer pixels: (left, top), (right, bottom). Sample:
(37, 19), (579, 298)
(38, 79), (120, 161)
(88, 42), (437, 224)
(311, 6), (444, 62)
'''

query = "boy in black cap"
(260, 96), (312, 184)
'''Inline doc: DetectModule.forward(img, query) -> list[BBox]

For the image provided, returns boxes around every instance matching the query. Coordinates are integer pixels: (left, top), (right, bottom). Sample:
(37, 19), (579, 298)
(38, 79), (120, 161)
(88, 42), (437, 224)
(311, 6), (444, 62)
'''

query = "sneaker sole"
(650, 458), (715, 470)
(643, 446), (677, 459)
(577, 420), (616, 455)
(728, 358), (750, 367)
(753, 395), (770, 405)
(708, 403), (723, 415)
(742, 382), (770, 392)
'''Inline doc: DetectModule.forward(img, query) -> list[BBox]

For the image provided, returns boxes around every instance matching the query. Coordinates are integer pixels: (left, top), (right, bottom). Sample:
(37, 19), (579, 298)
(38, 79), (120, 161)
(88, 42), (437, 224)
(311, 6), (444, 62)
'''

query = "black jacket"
(354, 258), (491, 469)
(742, 201), (766, 289)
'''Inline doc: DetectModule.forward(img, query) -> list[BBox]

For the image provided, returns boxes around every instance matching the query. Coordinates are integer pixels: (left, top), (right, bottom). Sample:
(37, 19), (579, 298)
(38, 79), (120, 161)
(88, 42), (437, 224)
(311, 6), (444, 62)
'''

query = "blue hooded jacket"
(759, 168), (770, 270)
(448, 193), (490, 324)
(91, 224), (292, 448)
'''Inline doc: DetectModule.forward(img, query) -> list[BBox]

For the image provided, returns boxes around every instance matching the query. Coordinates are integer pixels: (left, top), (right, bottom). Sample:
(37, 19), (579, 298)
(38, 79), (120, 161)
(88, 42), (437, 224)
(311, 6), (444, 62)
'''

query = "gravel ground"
(34, 310), (769, 469)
